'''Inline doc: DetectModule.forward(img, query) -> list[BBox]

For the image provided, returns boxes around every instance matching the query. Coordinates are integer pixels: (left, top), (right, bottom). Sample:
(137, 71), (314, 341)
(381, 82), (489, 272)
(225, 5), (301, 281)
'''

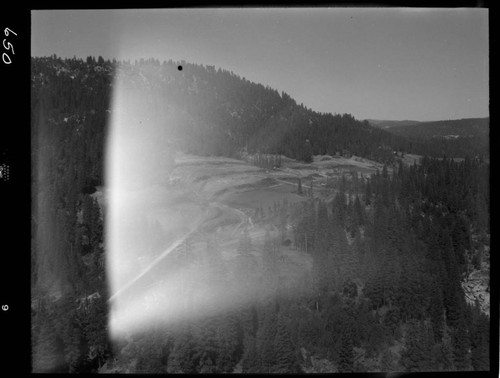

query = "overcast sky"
(31, 8), (489, 122)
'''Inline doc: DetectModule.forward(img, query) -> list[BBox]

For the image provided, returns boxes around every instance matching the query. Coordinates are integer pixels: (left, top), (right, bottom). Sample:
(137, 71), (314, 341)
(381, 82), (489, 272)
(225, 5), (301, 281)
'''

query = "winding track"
(108, 157), (327, 303)
(107, 181), (253, 303)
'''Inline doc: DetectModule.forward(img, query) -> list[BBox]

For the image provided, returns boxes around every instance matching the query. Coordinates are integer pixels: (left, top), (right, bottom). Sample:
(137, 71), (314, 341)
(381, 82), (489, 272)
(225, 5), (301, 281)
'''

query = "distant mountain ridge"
(366, 117), (488, 135)
(366, 117), (489, 158)
(365, 119), (421, 129)
(387, 117), (489, 137)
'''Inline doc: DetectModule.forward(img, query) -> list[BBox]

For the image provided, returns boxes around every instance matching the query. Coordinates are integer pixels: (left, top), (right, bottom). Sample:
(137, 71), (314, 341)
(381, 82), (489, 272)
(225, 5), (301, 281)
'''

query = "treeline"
(397, 135), (488, 160)
(245, 152), (283, 169)
(387, 118), (489, 159)
(31, 55), (113, 372)
(291, 155), (489, 371)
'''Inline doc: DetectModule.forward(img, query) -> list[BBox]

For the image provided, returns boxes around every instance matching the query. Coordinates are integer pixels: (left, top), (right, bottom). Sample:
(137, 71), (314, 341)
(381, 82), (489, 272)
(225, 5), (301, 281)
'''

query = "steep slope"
(32, 56), (424, 168)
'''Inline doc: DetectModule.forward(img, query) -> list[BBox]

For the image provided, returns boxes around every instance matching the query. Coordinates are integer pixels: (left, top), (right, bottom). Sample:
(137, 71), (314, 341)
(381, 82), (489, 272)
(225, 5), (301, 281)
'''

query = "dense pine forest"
(31, 56), (490, 373)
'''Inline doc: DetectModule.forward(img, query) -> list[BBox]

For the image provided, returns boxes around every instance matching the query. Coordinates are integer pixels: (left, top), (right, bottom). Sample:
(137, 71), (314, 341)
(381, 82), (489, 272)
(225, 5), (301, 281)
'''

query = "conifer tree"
(380, 349), (398, 372)
(274, 313), (302, 373)
(241, 336), (261, 373)
(32, 310), (67, 372)
(429, 278), (445, 342)
(167, 327), (196, 374)
(353, 195), (365, 226)
(451, 313), (471, 371)
(338, 330), (354, 372)
(214, 314), (242, 372)
(365, 179), (372, 206)
(400, 319), (434, 372)
(432, 325), (455, 371)
(257, 304), (278, 373)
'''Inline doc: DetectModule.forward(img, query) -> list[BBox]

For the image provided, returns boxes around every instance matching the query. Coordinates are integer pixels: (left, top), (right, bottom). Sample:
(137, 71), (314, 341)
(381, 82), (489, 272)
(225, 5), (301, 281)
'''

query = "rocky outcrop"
(462, 244), (489, 316)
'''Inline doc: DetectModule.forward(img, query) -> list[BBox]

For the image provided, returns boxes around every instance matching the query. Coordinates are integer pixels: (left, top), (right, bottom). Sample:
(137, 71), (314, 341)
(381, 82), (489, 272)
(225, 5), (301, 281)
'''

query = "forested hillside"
(31, 55), (490, 373)
(388, 118), (488, 138)
(31, 56), (112, 372)
(96, 156), (489, 373)
(369, 118), (489, 159)
(32, 56), (430, 167)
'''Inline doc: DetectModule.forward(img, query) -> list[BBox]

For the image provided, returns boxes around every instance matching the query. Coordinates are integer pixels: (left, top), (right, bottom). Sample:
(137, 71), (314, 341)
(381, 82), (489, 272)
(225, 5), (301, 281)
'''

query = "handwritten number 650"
(3, 28), (17, 65)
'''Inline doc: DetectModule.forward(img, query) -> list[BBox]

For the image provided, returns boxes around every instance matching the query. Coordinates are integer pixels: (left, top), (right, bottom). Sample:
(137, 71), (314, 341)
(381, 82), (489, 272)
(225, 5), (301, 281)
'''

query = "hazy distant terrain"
(367, 118), (489, 158)
(365, 119), (422, 129)
(385, 118), (488, 138)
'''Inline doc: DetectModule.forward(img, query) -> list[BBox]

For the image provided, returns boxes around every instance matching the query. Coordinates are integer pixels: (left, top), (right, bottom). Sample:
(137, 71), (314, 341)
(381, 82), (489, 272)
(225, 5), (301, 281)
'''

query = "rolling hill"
(367, 117), (489, 158)
(388, 117), (488, 138)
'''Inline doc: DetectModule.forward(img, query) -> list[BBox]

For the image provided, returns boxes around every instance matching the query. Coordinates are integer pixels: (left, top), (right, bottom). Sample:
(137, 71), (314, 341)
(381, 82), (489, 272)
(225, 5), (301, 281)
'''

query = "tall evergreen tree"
(338, 330), (354, 372)
(167, 326), (196, 374)
(257, 304), (278, 373)
(241, 336), (261, 373)
(451, 313), (471, 371)
(400, 320), (435, 372)
(432, 325), (456, 371)
(274, 313), (302, 373)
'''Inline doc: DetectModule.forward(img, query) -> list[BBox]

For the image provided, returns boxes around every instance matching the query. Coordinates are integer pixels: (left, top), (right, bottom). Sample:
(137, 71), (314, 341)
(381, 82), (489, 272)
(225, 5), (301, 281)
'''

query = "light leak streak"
(107, 226), (199, 304)
(105, 69), (232, 340)
(105, 62), (302, 342)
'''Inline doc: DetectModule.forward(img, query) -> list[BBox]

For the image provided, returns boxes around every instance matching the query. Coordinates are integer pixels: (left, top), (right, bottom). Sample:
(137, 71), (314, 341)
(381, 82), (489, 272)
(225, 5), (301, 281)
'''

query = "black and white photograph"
(30, 7), (491, 373)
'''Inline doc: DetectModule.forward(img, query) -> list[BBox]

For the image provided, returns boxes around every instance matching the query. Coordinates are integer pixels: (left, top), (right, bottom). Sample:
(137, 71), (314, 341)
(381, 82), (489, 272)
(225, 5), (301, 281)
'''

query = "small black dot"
(178, 65), (183, 71)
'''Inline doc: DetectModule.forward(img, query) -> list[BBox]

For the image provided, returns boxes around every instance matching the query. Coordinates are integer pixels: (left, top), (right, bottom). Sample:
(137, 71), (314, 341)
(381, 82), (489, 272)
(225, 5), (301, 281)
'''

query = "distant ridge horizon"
(365, 116), (489, 125)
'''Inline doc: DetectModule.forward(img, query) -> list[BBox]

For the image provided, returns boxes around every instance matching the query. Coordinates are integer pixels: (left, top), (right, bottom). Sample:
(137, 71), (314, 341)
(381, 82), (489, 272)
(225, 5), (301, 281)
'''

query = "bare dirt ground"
(105, 153), (383, 330)
(165, 152), (382, 241)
